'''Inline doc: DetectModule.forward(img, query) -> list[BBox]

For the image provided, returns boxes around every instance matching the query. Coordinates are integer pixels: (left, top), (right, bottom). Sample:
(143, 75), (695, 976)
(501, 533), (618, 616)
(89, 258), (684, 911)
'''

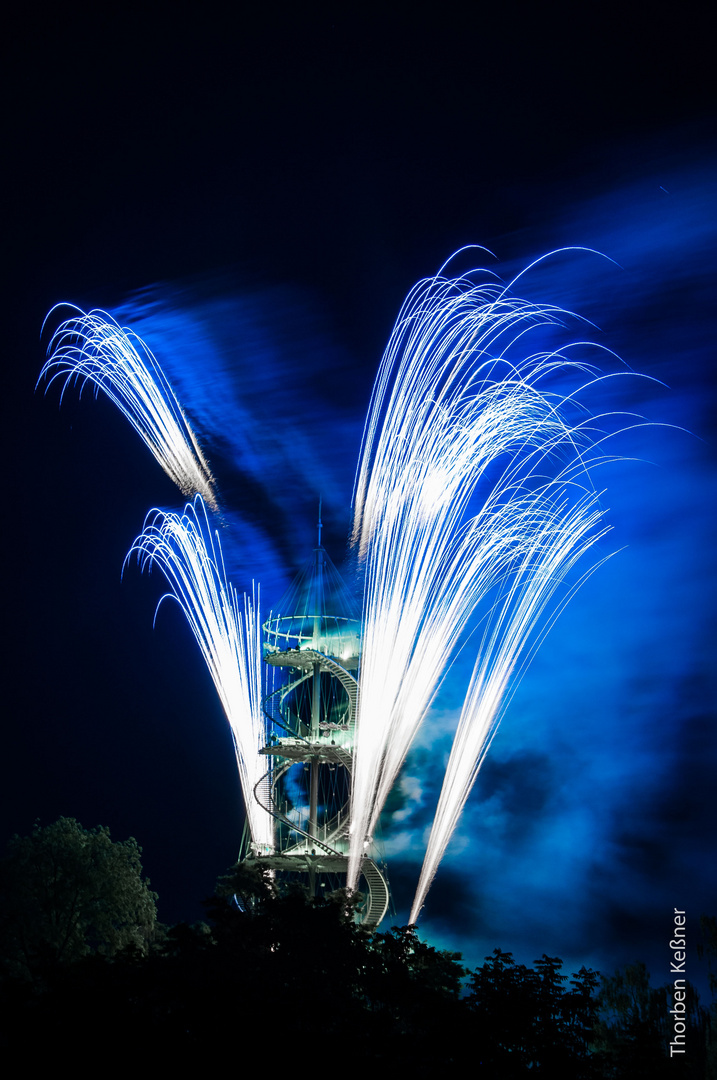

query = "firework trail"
(347, 264), (624, 896)
(408, 485), (611, 921)
(38, 264), (639, 915)
(39, 307), (217, 509)
(127, 497), (272, 851)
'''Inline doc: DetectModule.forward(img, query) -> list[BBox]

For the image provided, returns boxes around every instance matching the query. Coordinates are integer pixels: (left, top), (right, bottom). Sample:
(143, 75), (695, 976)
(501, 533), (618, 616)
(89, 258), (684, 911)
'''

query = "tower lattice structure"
(242, 521), (390, 929)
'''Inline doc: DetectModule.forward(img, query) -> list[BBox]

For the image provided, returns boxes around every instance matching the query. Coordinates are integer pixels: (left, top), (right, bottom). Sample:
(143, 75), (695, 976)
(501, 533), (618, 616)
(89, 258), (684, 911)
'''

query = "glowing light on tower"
(39, 307), (217, 509)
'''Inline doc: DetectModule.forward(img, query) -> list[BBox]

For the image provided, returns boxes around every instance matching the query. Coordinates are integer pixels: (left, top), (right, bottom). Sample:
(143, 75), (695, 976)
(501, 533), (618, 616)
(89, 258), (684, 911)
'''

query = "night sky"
(4, 8), (715, 990)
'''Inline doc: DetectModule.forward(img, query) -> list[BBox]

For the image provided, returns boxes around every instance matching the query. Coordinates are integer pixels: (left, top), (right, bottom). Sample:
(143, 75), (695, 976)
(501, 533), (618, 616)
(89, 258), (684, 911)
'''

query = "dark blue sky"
(4, 7), (715, 991)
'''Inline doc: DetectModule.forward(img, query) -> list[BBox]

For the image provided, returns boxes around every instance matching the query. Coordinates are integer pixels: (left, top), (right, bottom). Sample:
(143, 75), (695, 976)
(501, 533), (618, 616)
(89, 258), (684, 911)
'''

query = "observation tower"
(242, 515), (390, 929)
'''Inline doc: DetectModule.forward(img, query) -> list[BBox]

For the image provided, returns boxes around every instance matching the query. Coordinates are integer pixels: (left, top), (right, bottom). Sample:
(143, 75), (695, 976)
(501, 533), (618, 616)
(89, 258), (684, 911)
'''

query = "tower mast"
(243, 514), (389, 928)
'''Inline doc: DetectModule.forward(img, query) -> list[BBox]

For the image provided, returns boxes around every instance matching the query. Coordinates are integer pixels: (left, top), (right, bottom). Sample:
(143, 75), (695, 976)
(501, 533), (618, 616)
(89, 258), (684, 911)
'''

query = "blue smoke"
(113, 157), (714, 984)
(113, 278), (366, 603)
(385, 164), (716, 979)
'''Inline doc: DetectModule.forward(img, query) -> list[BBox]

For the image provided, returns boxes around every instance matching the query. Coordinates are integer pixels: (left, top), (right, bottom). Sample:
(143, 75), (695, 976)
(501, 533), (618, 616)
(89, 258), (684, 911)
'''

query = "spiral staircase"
(242, 522), (390, 930)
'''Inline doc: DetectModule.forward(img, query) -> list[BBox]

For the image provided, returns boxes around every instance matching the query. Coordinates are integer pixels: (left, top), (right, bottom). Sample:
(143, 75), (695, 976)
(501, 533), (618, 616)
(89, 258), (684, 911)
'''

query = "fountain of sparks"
(409, 486), (612, 921)
(40, 251), (644, 926)
(127, 498), (273, 852)
(347, 260), (634, 906)
(39, 306), (217, 509)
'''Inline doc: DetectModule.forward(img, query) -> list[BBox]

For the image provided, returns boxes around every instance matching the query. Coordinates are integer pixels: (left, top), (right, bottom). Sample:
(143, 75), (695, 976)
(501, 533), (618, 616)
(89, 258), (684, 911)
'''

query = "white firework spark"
(40, 307), (217, 509)
(127, 497), (272, 851)
(348, 266), (624, 898)
(38, 261), (642, 919)
(408, 484), (611, 922)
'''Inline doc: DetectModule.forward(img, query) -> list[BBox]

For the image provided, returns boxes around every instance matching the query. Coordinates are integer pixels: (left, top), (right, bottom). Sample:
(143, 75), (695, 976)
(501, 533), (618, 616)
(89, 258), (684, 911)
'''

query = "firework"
(40, 258), (642, 921)
(127, 497), (272, 851)
(408, 483), (612, 921)
(39, 307), (217, 509)
(348, 267), (625, 897)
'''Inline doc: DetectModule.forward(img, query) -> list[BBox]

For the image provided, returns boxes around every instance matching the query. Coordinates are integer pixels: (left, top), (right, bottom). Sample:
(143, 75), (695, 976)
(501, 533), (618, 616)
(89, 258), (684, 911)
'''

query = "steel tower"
(242, 514), (390, 929)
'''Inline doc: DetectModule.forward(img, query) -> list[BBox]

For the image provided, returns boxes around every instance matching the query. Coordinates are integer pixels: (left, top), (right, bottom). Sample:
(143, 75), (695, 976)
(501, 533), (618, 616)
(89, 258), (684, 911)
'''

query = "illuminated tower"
(245, 513), (390, 929)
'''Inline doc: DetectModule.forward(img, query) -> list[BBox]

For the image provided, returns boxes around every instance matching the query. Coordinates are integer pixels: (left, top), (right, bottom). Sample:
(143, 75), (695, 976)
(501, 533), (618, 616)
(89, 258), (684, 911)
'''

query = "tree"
(368, 923), (465, 1004)
(0, 817), (158, 980)
(698, 916), (717, 1080)
(595, 961), (709, 1078)
(212, 859), (276, 914)
(466, 949), (604, 1077)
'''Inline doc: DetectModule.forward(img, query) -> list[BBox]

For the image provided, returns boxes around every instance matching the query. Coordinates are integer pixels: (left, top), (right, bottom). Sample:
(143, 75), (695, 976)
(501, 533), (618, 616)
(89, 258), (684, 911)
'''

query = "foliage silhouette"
(1, 834), (714, 1077)
(594, 960), (709, 1079)
(0, 817), (157, 981)
(466, 948), (604, 1077)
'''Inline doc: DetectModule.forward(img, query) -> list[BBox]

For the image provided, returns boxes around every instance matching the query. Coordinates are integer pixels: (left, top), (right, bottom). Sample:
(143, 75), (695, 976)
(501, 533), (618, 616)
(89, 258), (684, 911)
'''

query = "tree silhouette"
(2, 829), (711, 1077)
(466, 948), (605, 1077)
(0, 817), (158, 981)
